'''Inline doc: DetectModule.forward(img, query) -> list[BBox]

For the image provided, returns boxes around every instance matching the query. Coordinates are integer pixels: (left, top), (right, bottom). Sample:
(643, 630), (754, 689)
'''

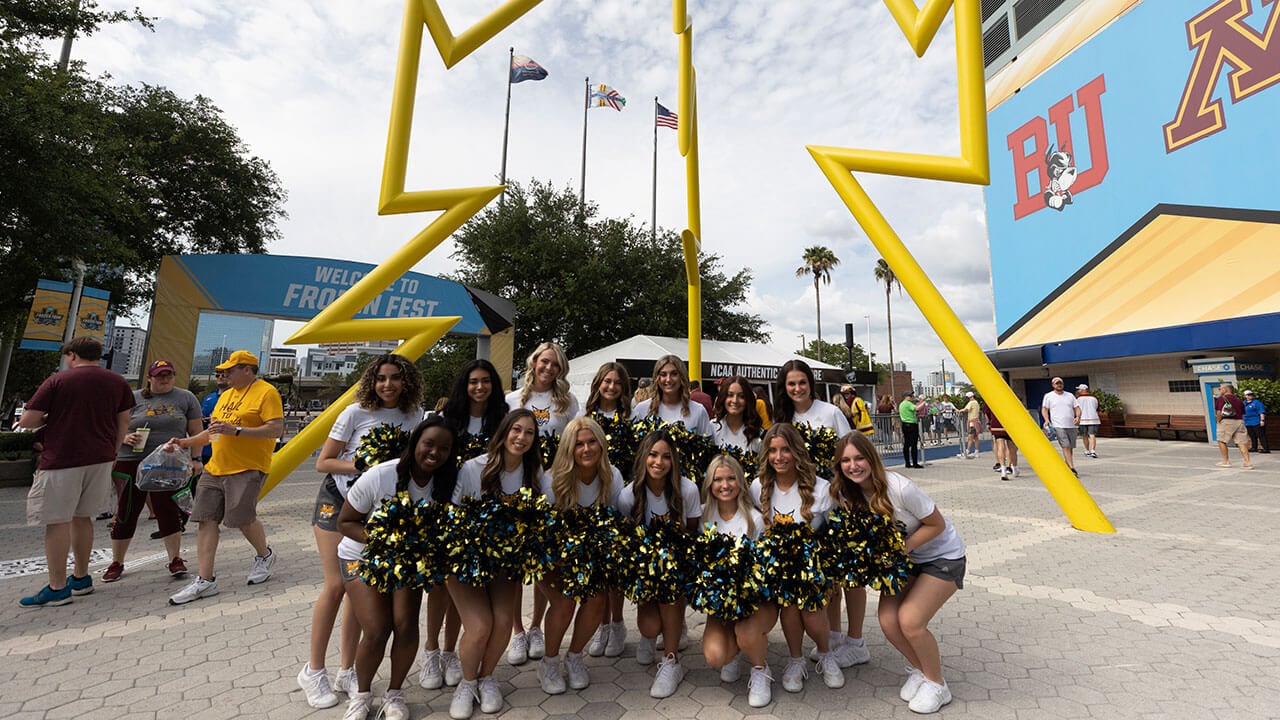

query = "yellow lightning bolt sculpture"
(808, 0), (1113, 532)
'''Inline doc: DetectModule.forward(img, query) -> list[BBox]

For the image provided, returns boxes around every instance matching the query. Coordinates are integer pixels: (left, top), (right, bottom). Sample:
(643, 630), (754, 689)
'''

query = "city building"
(108, 325), (147, 377)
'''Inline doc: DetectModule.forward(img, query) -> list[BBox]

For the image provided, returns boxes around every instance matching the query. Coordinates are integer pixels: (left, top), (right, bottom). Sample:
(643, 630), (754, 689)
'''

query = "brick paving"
(0, 437), (1276, 719)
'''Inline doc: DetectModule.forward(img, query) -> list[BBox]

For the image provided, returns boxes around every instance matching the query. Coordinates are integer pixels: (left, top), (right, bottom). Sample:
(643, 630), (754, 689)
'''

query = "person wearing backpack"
(1215, 384), (1253, 469)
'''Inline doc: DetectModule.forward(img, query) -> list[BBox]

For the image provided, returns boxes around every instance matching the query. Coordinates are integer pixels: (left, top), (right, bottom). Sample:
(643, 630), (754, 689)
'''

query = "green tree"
(451, 179), (768, 363)
(797, 339), (871, 373)
(415, 336), (477, 410)
(874, 258), (901, 399)
(795, 246), (839, 362)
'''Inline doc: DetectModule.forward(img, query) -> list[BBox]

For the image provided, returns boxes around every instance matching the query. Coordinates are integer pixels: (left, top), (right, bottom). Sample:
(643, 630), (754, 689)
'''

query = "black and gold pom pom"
(757, 521), (831, 611)
(354, 423), (410, 472)
(686, 526), (765, 621)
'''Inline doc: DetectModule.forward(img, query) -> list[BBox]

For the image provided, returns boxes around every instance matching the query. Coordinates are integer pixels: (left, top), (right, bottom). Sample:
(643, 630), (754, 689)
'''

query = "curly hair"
(549, 416), (613, 511)
(585, 362), (632, 417)
(700, 454), (756, 538)
(395, 416), (459, 502)
(646, 354), (692, 418)
(828, 431), (893, 516)
(479, 409), (543, 495)
(355, 354), (424, 413)
(629, 430), (687, 530)
(517, 341), (573, 415)
(443, 359), (507, 437)
(773, 359), (816, 424)
(712, 375), (763, 444)
(756, 423), (817, 526)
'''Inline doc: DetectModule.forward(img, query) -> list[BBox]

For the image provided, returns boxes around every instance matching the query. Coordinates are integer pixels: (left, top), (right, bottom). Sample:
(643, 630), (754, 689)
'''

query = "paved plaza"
(0, 437), (1276, 719)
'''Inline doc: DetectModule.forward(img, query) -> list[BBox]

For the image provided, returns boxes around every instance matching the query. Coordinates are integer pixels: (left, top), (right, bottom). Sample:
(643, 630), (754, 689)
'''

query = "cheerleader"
(443, 358), (508, 454)
(616, 430), (702, 699)
(446, 410), (546, 719)
(750, 423), (845, 692)
(537, 417), (624, 694)
(300, 355), (423, 710)
(698, 455), (777, 707)
(336, 417), (459, 720)
(713, 375), (764, 455)
(582, 362), (633, 659)
(506, 342), (580, 664)
(630, 354), (714, 437)
(830, 432), (966, 714)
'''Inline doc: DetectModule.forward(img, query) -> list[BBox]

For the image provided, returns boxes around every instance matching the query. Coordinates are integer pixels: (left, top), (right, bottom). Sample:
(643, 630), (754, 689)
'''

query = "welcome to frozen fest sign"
(172, 254), (486, 334)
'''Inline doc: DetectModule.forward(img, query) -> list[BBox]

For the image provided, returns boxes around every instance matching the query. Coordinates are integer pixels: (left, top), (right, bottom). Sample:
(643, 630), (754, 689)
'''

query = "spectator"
(1075, 385), (1101, 458)
(1214, 384), (1252, 469)
(1040, 378), (1081, 476)
(1243, 390), (1268, 454)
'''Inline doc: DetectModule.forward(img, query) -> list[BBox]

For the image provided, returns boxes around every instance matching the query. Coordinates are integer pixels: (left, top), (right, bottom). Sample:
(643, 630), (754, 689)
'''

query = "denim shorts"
(311, 475), (345, 531)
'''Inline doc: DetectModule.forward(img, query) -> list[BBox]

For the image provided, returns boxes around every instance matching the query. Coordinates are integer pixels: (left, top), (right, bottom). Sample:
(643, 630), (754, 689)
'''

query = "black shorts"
(311, 475), (345, 531)
(909, 556), (966, 589)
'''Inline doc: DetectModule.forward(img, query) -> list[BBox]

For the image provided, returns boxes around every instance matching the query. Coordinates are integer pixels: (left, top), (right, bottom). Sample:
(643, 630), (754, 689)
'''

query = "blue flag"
(511, 55), (548, 83)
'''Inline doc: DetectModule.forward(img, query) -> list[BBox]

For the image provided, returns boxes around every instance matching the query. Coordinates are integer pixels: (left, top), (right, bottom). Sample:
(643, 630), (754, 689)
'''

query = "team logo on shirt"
(651, 512), (672, 524)
(530, 404), (551, 427)
(772, 510), (797, 525)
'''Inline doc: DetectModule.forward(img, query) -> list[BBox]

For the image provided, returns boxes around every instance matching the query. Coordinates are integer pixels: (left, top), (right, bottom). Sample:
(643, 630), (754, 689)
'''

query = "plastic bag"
(137, 444), (192, 492)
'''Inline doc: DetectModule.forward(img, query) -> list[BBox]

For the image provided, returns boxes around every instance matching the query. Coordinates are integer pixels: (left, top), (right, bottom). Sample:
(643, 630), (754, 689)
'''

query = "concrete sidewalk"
(0, 437), (1276, 719)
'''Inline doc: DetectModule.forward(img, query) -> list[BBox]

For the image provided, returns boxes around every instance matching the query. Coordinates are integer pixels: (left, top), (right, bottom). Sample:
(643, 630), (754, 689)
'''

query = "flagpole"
(499, 47), (513, 204)
(580, 76), (589, 208)
(651, 97), (658, 243)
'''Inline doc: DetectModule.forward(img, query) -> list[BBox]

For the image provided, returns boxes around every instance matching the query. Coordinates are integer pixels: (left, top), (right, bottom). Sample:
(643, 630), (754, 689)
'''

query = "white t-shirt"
(466, 416), (484, 435)
(327, 404), (422, 497)
(337, 460), (436, 561)
(506, 388), (579, 437)
(878, 471), (965, 563)
(631, 398), (714, 437)
(1076, 395), (1101, 425)
(540, 465), (624, 509)
(703, 505), (765, 541)
(1041, 391), (1080, 428)
(748, 476), (832, 529)
(616, 476), (702, 525)
(453, 455), (548, 502)
(789, 399), (852, 436)
(713, 421), (762, 455)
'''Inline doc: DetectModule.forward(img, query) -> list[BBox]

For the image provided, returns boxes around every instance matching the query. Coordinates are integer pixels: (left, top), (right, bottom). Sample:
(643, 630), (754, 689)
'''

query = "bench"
(1157, 414), (1207, 441)
(1111, 413), (1169, 438)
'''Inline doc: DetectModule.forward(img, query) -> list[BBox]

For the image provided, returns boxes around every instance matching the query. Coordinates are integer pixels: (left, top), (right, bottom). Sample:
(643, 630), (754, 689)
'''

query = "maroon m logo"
(1164, 0), (1280, 153)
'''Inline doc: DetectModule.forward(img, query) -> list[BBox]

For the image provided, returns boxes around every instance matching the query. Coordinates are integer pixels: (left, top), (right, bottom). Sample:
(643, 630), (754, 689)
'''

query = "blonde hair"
(647, 354), (692, 418)
(756, 423), (817, 526)
(829, 432), (893, 516)
(629, 430), (687, 529)
(700, 454), (756, 538)
(549, 417), (613, 510)
(518, 341), (572, 415)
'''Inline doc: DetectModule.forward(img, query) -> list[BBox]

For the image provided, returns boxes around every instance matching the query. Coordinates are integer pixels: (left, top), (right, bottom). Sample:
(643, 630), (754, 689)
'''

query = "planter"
(1098, 412), (1124, 438)
(0, 456), (35, 487)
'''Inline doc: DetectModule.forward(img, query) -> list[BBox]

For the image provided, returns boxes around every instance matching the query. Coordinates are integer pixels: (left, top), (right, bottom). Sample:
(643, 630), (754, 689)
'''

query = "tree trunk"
(814, 277), (823, 362)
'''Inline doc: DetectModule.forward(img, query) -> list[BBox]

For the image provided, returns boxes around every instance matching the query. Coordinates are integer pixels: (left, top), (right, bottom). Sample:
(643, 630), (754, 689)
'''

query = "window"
(1168, 380), (1198, 393)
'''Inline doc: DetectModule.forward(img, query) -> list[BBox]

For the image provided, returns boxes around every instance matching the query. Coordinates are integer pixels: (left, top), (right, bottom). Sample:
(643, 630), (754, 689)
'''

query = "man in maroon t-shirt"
(18, 337), (134, 607)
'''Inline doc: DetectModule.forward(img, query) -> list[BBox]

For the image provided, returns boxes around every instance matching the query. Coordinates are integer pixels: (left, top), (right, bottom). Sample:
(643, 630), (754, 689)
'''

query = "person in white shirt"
(830, 431), (965, 715)
(504, 341), (579, 665)
(712, 375), (765, 456)
(616, 429), (703, 699)
(301, 355), (424, 710)
(1040, 377), (1082, 475)
(1075, 384), (1101, 458)
(335, 417), (459, 720)
(536, 417), (624, 696)
(446, 409), (546, 719)
(630, 354), (714, 438)
(442, 359), (509, 460)
(772, 359), (852, 436)
(698, 455), (776, 707)
(749, 423), (846, 694)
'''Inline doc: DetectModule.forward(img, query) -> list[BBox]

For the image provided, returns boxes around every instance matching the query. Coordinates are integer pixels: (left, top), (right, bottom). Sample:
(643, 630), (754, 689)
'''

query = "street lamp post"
(864, 315), (872, 371)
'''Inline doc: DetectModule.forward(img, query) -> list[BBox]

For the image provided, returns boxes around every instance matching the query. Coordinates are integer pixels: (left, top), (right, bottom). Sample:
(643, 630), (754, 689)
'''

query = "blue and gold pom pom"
(556, 504), (629, 602)
(757, 521), (831, 611)
(456, 432), (490, 466)
(623, 517), (690, 605)
(686, 526), (765, 621)
(538, 432), (562, 471)
(360, 492), (446, 591)
(794, 423), (839, 479)
(594, 411), (637, 480)
(354, 423), (410, 472)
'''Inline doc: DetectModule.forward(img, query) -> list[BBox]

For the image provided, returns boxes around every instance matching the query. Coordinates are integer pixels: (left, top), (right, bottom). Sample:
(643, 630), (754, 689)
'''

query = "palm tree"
(874, 257), (901, 399)
(795, 246), (840, 361)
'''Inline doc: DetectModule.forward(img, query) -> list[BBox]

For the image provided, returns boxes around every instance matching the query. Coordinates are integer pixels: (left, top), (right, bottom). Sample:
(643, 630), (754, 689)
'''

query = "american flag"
(656, 102), (678, 129)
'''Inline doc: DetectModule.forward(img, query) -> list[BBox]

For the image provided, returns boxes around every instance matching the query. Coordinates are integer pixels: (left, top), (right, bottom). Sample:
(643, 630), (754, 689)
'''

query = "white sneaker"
(418, 648), (444, 689)
(900, 665), (927, 702)
(719, 658), (741, 683)
(247, 547), (276, 585)
(835, 637), (870, 667)
(334, 667), (357, 694)
(747, 665), (773, 708)
(655, 624), (689, 651)
(380, 689), (409, 720)
(449, 680), (477, 720)
(650, 654), (686, 699)
(1011, 466), (1020, 477)
(809, 631), (844, 660)
(908, 679), (952, 713)
(442, 650), (463, 686)
(636, 636), (656, 665)
(168, 576), (218, 605)
(507, 632), (530, 666)
(781, 657), (808, 693)
(605, 621), (627, 657)
(538, 656), (566, 695)
(477, 676), (503, 714)
(816, 652), (845, 689)
(297, 665), (339, 709)
(587, 623), (609, 657)
(343, 691), (373, 720)
(527, 627), (545, 659)
(565, 651), (590, 690)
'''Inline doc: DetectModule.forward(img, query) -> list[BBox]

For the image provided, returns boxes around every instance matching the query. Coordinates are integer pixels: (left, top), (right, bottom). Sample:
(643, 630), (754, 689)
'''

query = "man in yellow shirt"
(167, 351), (283, 605)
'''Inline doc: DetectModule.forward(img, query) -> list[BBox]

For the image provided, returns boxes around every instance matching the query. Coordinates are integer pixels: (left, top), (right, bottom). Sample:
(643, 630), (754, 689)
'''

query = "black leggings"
(902, 422), (920, 466)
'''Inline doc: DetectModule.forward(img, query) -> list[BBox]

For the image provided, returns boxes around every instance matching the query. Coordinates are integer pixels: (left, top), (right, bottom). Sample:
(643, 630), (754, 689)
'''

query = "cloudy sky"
(74, 0), (993, 380)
